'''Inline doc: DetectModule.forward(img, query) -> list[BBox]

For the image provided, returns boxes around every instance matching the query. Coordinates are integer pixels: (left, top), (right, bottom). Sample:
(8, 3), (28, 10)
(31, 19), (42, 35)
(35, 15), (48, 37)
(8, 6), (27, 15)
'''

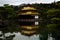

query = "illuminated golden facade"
(17, 4), (39, 36)
(18, 11), (39, 15)
(21, 6), (36, 10)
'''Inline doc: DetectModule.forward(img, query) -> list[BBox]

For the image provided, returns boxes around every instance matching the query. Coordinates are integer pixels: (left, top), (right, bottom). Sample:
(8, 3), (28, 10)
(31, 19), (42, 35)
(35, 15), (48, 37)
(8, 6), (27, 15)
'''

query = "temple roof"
(21, 4), (37, 8)
(16, 4), (39, 15)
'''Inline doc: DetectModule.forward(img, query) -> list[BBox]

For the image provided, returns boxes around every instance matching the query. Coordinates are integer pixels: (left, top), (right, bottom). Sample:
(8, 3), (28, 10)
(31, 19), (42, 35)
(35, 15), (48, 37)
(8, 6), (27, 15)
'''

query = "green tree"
(46, 8), (60, 40)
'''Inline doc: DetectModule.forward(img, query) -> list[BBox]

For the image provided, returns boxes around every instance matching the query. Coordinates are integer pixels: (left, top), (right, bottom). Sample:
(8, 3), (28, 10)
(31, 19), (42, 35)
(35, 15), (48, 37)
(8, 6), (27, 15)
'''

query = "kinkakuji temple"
(16, 4), (40, 36)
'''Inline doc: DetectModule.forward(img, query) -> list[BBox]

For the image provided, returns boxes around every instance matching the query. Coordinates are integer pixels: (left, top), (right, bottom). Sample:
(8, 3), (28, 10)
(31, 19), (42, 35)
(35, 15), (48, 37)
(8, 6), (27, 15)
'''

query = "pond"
(0, 31), (55, 40)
